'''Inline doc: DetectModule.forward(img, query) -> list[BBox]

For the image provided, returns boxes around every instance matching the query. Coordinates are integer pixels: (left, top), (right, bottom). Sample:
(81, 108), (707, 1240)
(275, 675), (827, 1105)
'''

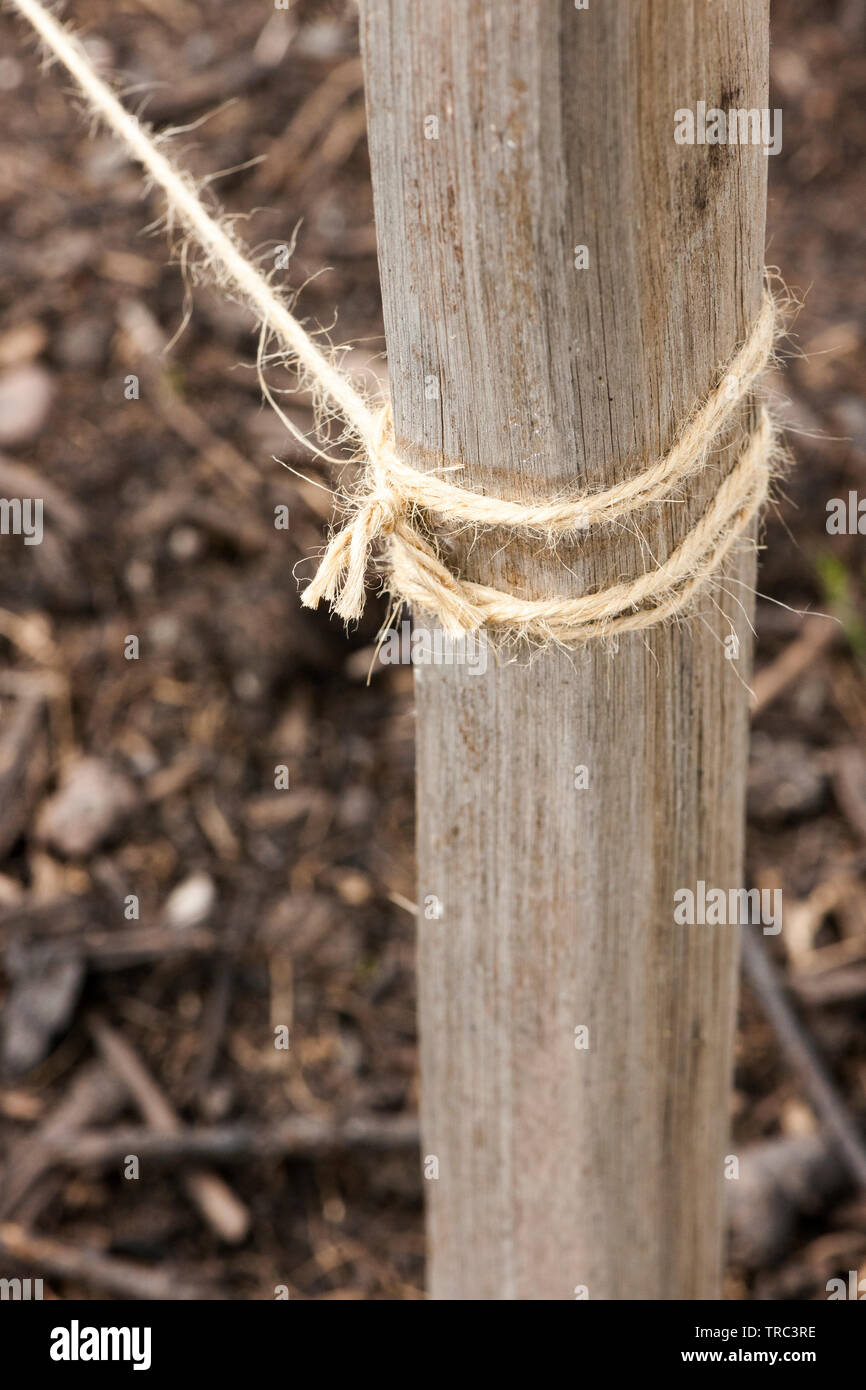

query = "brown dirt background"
(0, 0), (862, 1300)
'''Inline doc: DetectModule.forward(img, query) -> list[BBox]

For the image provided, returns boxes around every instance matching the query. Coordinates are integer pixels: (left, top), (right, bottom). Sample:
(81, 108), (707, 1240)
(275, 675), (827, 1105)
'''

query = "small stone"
(0, 364), (54, 446)
(334, 868), (373, 906)
(35, 758), (137, 858)
(2, 955), (85, 1076)
(163, 872), (216, 930)
(168, 525), (202, 560)
(0, 320), (48, 369)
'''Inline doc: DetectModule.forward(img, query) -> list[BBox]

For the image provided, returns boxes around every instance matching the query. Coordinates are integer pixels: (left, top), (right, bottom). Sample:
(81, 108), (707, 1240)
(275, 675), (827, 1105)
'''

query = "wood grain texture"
(359, 0), (768, 1299)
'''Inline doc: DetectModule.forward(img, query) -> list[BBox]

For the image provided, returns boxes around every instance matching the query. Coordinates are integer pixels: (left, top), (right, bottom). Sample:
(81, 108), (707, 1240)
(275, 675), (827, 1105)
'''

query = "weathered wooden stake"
(360, 0), (768, 1298)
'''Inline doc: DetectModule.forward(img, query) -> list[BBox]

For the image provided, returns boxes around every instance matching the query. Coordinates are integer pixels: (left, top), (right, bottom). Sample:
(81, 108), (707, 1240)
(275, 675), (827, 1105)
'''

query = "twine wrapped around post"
(12, 0), (779, 650)
(300, 299), (777, 643)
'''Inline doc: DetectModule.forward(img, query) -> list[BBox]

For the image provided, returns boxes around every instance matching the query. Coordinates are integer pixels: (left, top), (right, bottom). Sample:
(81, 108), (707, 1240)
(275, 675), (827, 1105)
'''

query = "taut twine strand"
(12, 0), (778, 648)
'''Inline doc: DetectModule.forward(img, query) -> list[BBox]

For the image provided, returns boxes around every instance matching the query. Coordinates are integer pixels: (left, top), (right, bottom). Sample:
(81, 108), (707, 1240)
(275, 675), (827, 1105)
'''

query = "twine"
(13, 0), (776, 648)
(302, 309), (776, 642)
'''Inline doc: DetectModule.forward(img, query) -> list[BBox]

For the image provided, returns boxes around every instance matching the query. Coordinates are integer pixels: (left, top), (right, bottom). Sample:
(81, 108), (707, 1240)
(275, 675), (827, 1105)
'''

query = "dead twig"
(184, 954), (234, 1101)
(9, 924), (219, 971)
(0, 1222), (219, 1300)
(791, 962), (866, 1006)
(750, 614), (838, 716)
(0, 1060), (127, 1219)
(87, 1013), (251, 1245)
(741, 924), (866, 1190)
(252, 57), (363, 191)
(0, 689), (48, 857)
(832, 747), (866, 845)
(117, 299), (261, 495)
(37, 1112), (420, 1167)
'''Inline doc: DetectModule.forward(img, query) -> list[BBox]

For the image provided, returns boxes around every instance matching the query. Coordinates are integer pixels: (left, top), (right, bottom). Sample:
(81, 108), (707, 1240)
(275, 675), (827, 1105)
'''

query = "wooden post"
(360, 0), (768, 1299)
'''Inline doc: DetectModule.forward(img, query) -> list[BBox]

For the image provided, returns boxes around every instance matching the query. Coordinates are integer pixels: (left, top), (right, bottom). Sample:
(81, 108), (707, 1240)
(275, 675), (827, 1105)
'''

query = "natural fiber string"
(12, 0), (777, 648)
(301, 317), (776, 641)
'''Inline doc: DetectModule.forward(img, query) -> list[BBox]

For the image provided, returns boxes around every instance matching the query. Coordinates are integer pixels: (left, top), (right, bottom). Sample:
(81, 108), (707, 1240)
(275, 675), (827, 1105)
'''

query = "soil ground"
(0, 0), (863, 1300)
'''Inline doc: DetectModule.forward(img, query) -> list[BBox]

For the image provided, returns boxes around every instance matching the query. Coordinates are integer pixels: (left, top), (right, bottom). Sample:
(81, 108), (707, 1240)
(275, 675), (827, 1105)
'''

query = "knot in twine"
(302, 404), (494, 634)
(302, 293), (778, 646)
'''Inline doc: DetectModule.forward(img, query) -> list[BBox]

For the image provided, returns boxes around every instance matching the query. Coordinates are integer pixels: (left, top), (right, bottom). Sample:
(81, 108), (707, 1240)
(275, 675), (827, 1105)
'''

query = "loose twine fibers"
(13, 0), (780, 650)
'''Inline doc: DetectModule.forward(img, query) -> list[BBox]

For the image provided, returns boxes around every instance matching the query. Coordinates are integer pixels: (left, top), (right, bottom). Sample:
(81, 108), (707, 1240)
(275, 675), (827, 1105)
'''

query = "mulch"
(0, 0), (862, 1300)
